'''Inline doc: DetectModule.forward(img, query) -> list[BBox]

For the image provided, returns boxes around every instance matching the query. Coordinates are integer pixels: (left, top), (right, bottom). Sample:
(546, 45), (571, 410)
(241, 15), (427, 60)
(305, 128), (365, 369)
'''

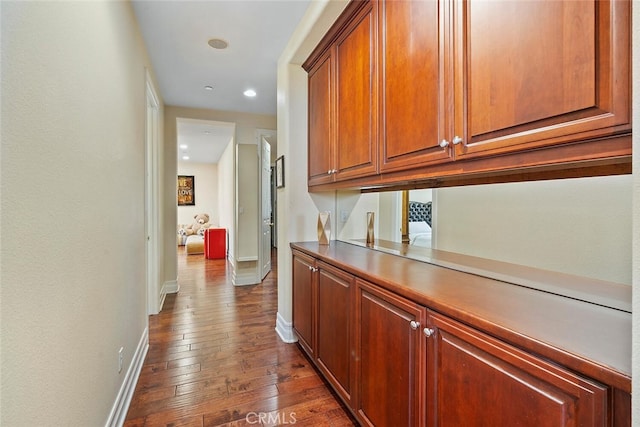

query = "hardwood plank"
(124, 247), (356, 426)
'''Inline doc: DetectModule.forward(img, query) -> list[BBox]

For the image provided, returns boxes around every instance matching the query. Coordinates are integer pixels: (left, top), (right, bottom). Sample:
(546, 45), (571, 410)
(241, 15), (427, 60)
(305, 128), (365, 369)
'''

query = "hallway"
(124, 248), (356, 426)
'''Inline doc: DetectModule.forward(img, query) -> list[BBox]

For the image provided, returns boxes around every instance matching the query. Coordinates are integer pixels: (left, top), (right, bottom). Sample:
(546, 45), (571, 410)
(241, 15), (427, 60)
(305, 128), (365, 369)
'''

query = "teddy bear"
(179, 213), (210, 236)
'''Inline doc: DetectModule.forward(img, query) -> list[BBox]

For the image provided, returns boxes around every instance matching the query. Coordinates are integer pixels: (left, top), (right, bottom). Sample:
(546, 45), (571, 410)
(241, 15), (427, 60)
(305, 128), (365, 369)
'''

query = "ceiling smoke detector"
(207, 38), (229, 50)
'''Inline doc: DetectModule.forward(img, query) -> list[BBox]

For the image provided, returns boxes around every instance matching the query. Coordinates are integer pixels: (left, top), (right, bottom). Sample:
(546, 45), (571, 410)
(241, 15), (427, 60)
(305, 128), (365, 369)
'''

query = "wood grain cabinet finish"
(316, 261), (355, 405)
(307, 51), (334, 186)
(425, 310), (608, 427)
(304, 0), (631, 190)
(292, 251), (316, 357)
(451, 0), (631, 161)
(292, 252), (357, 406)
(290, 242), (631, 426)
(305, 1), (378, 186)
(378, 0), (452, 172)
(355, 279), (425, 427)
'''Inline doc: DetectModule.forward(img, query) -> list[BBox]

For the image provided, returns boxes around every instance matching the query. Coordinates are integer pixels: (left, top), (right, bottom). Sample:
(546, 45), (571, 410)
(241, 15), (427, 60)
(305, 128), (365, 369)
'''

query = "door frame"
(145, 70), (161, 315)
(256, 128), (276, 281)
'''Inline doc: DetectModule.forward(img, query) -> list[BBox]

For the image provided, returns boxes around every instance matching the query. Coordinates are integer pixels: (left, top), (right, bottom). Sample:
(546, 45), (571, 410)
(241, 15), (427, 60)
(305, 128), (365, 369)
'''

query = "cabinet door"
(452, 0), (631, 160)
(356, 279), (425, 426)
(292, 251), (316, 357)
(379, 0), (453, 172)
(334, 2), (378, 181)
(426, 311), (607, 427)
(308, 51), (334, 186)
(316, 262), (354, 405)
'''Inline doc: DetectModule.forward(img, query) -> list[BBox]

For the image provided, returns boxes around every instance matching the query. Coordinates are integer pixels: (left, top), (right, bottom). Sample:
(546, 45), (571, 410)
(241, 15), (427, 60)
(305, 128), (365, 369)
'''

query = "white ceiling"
(132, 0), (312, 163)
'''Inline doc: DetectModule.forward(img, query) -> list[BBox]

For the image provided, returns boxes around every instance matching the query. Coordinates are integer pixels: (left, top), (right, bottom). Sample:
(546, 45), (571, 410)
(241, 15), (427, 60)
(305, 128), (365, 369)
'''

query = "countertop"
(291, 240), (632, 391)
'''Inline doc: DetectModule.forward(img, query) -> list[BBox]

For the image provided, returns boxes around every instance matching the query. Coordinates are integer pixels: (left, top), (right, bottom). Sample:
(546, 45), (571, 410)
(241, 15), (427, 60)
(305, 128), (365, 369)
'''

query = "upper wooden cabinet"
(451, 0), (631, 160)
(305, 1), (378, 186)
(379, 0), (453, 172)
(307, 50), (334, 186)
(304, 0), (631, 190)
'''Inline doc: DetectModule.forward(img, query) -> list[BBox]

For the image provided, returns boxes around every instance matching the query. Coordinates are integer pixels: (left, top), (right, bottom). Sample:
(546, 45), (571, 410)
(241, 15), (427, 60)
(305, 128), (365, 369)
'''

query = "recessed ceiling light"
(182, 156), (190, 160)
(204, 85), (214, 91)
(204, 131), (211, 134)
(244, 89), (257, 98)
(180, 144), (188, 149)
(208, 38), (229, 50)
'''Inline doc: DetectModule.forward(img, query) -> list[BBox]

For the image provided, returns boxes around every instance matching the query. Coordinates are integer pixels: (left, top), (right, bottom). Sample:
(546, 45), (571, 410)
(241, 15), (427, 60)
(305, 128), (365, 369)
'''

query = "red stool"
(204, 228), (226, 259)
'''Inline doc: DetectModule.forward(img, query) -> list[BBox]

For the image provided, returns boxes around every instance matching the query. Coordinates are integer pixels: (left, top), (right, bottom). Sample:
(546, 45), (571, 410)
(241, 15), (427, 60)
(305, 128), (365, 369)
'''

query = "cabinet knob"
(409, 320), (420, 330)
(439, 139), (450, 148)
(452, 136), (463, 145)
(423, 327), (435, 337)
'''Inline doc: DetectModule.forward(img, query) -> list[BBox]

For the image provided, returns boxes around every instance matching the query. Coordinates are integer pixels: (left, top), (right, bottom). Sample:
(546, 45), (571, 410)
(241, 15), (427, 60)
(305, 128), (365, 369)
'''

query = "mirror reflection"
(405, 189), (432, 248)
(336, 189), (433, 249)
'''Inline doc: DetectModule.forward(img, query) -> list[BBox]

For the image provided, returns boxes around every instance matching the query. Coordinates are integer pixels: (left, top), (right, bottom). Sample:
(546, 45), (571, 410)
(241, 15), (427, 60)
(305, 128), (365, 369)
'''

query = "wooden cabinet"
(292, 251), (316, 356)
(305, 0), (378, 187)
(356, 279), (425, 426)
(316, 262), (355, 405)
(304, 0), (631, 190)
(307, 51), (334, 186)
(292, 251), (356, 405)
(451, 0), (631, 161)
(378, 0), (452, 172)
(290, 242), (631, 426)
(425, 310), (608, 427)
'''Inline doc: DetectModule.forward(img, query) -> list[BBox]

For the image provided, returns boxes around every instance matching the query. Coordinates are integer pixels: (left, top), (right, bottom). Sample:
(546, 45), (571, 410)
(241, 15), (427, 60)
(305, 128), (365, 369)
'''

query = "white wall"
(237, 144), (259, 260)
(1, 1), (159, 424)
(337, 191), (380, 241)
(276, 0), (350, 341)
(434, 175), (632, 285)
(177, 161), (219, 227)
(218, 138), (235, 262)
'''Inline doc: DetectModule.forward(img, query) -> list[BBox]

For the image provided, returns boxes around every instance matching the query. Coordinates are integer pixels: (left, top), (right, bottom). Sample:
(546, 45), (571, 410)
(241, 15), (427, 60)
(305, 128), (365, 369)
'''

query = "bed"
(408, 201), (432, 247)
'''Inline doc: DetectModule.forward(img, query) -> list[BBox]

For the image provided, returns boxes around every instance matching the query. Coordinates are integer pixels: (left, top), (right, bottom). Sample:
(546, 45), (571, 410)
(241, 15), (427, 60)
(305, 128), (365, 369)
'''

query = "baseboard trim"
(105, 327), (149, 427)
(164, 279), (179, 294)
(232, 267), (259, 286)
(275, 312), (298, 343)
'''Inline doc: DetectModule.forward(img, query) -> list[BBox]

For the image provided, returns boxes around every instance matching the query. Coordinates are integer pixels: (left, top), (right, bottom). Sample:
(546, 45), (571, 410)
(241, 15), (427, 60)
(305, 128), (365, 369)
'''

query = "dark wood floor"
(124, 247), (357, 426)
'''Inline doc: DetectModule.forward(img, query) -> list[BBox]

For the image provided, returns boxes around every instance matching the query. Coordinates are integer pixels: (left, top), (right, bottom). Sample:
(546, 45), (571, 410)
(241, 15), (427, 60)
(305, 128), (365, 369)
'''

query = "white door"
(260, 138), (272, 279)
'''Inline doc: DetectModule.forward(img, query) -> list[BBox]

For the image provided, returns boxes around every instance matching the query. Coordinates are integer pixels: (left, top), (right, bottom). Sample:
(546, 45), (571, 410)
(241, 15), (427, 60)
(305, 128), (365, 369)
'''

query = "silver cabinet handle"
(332, 169), (338, 174)
(327, 170), (332, 175)
(423, 327), (435, 337)
(409, 320), (420, 330)
(452, 136), (463, 145)
(439, 139), (450, 148)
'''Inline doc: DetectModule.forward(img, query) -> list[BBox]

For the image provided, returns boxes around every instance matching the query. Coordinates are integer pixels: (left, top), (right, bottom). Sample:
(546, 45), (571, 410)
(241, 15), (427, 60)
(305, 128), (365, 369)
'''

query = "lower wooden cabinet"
(292, 251), (316, 357)
(291, 247), (629, 426)
(356, 279), (425, 426)
(426, 310), (607, 427)
(316, 261), (355, 405)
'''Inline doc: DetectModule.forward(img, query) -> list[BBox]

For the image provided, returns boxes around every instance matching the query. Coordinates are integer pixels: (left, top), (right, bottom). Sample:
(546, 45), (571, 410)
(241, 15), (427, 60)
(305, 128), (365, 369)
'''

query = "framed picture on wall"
(275, 156), (285, 188)
(178, 175), (195, 206)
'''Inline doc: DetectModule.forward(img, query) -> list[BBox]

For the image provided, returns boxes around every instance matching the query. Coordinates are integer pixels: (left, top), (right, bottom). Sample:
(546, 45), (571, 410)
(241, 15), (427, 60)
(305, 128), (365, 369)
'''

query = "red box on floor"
(204, 228), (226, 259)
